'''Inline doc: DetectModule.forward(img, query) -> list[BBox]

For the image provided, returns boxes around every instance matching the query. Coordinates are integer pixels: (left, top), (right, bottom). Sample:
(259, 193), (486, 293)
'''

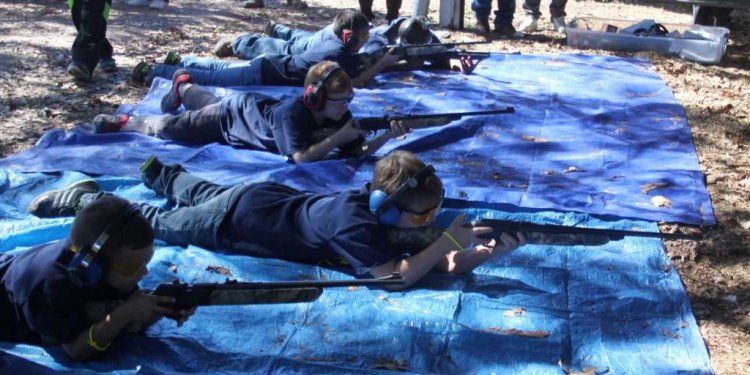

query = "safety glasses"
(403, 189), (445, 225)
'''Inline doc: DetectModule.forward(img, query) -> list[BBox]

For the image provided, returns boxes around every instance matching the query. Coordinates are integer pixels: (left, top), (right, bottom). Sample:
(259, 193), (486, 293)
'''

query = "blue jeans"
(522, 0), (566, 18)
(472, 0), (516, 25)
(83, 165), (248, 249)
(149, 56), (262, 87)
(270, 23), (334, 53)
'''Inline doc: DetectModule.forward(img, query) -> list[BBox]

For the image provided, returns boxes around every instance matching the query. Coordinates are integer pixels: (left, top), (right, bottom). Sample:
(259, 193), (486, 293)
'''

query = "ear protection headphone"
(369, 164), (436, 225)
(341, 18), (359, 51)
(67, 203), (141, 288)
(302, 65), (343, 111)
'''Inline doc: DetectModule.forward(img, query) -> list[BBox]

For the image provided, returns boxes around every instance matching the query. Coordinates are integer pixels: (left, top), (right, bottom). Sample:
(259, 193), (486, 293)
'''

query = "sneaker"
(149, 0), (168, 9)
(98, 57), (117, 73)
(264, 19), (277, 36)
(552, 16), (567, 33)
(163, 51), (181, 65)
(493, 23), (521, 38)
(212, 38), (234, 58)
(93, 114), (129, 134)
(475, 17), (491, 33)
(67, 61), (91, 81)
(125, 0), (150, 6)
(139, 155), (165, 188)
(518, 15), (539, 33)
(243, 0), (264, 8)
(27, 180), (101, 218)
(131, 61), (151, 85)
(160, 69), (192, 113)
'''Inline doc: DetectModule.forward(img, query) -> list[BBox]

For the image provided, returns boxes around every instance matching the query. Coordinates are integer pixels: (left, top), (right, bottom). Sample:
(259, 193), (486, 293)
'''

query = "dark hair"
(397, 17), (432, 45)
(304, 61), (353, 93)
(70, 196), (154, 259)
(332, 10), (370, 39)
(372, 151), (443, 212)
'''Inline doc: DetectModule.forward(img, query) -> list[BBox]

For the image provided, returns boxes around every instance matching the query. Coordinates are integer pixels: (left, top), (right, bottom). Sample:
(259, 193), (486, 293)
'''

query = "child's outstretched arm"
(369, 215), (505, 289)
(351, 48), (401, 87)
(291, 118), (366, 163)
(61, 291), (180, 360)
(435, 231), (526, 274)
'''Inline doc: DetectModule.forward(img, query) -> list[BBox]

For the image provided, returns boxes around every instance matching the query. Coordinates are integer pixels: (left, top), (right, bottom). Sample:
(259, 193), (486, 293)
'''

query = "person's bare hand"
(336, 118), (367, 143)
(378, 48), (401, 67)
(445, 214), (492, 250)
(122, 290), (176, 324)
(452, 55), (478, 74)
(388, 120), (409, 137)
(489, 232), (526, 255)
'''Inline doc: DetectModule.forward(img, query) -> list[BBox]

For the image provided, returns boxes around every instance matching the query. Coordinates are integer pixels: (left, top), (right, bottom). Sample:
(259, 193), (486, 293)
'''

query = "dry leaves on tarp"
(662, 328), (682, 339)
(558, 359), (609, 375)
(651, 195), (673, 208)
(372, 357), (408, 371)
(563, 166), (585, 173)
(503, 307), (527, 317)
(485, 327), (549, 338)
(641, 181), (670, 194)
(206, 265), (232, 276)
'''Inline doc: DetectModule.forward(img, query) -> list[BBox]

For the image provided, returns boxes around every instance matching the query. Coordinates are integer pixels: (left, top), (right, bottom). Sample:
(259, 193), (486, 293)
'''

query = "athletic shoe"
(518, 15), (539, 33)
(131, 61), (151, 85)
(552, 16), (567, 33)
(27, 180), (101, 218)
(67, 61), (91, 81)
(212, 38), (234, 58)
(264, 19), (277, 36)
(493, 23), (521, 38)
(92, 114), (129, 134)
(163, 51), (181, 65)
(139, 155), (164, 188)
(160, 69), (192, 113)
(98, 57), (117, 73)
(475, 18), (490, 33)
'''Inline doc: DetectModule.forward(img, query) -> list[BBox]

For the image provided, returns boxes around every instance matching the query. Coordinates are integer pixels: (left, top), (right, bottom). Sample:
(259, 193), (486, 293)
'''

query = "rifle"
(152, 273), (404, 310)
(355, 107), (515, 131)
(385, 219), (701, 251)
(357, 41), (492, 70)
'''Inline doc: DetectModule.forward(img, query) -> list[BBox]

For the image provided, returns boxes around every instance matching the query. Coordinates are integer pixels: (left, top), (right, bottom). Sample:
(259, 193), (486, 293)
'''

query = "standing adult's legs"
(69, 0), (112, 78)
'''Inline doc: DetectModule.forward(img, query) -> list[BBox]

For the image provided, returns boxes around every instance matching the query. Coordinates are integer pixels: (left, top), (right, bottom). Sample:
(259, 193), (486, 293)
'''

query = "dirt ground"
(0, 0), (748, 373)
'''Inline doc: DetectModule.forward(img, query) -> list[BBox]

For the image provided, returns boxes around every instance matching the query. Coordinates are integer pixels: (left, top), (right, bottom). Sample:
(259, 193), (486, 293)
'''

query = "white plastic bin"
(566, 17), (729, 64)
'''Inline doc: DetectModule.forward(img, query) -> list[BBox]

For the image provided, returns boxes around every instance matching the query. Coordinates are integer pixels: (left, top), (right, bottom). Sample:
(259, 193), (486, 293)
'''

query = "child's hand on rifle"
(336, 118), (368, 143)
(445, 214), (493, 251)
(122, 290), (177, 323)
(388, 120), (409, 137)
(487, 232), (526, 255)
(168, 307), (197, 327)
(452, 55), (478, 74)
(378, 48), (402, 68)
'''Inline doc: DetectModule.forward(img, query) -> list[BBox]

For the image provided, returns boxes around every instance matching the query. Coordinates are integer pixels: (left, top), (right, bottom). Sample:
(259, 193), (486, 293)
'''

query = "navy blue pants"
(69, 0), (113, 72)
(83, 165), (248, 250)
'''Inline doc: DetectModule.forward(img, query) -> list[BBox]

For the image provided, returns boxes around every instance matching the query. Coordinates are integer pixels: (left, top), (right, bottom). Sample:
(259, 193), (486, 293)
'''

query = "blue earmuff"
(67, 204), (141, 288)
(369, 164), (435, 225)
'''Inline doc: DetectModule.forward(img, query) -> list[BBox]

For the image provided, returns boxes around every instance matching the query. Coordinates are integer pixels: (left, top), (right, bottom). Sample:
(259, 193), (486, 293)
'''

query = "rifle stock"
(153, 273), (404, 310)
(356, 108), (515, 131)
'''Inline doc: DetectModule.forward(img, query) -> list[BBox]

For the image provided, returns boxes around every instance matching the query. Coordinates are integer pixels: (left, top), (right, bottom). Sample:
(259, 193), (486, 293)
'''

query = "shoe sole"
(27, 179), (101, 215)
(67, 65), (91, 81)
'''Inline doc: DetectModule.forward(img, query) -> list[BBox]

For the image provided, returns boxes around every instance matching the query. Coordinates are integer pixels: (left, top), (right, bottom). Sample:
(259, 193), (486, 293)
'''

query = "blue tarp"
(0, 171), (713, 374)
(0, 53), (714, 226)
(0, 52), (714, 373)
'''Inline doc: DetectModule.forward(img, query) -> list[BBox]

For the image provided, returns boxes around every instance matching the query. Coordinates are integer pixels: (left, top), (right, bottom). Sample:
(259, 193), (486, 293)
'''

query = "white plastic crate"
(566, 17), (729, 64)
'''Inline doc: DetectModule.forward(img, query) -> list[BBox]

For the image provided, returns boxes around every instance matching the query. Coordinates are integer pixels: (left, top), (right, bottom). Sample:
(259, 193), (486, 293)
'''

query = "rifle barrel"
(357, 107), (515, 130)
(472, 219), (701, 240)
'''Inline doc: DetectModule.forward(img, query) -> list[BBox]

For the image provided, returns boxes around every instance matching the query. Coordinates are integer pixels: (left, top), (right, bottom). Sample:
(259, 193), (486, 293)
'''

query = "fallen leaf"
(558, 359), (608, 375)
(563, 166), (585, 173)
(168, 264), (178, 273)
(641, 181), (670, 194)
(503, 307), (527, 317)
(347, 286), (358, 291)
(662, 328), (682, 339)
(383, 105), (398, 112)
(520, 134), (549, 143)
(206, 265), (232, 276)
(651, 196), (672, 208)
(486, 327), (549, 338)
(372, 357), (408, 371)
